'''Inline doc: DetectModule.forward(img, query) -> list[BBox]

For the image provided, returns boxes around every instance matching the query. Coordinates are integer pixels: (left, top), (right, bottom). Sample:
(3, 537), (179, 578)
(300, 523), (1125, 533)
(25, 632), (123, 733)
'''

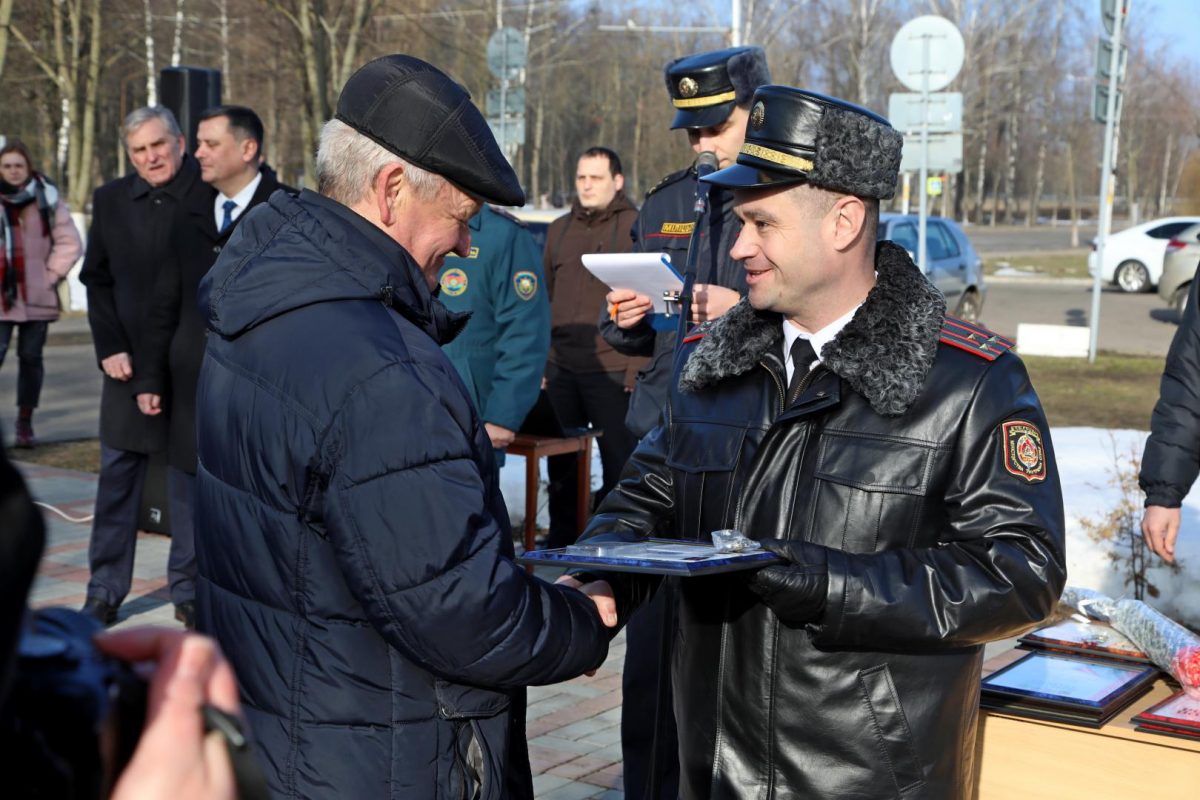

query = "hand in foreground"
(1142, 505), (1181, 563)
(606, 288), (652, 329)
(137, 393), (163, 416)
(747, 539), (830, 626)
(555, 574), (618, 628)
(690, 284), (740, 324)
(102, 352), (134, 381)
(97, 627), (240, 800)
(484, 422), (516, 449)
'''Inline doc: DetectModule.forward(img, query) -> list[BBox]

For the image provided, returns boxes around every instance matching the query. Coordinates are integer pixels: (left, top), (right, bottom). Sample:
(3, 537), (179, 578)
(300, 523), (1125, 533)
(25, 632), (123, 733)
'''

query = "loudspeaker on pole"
(159, 67), (222, 153)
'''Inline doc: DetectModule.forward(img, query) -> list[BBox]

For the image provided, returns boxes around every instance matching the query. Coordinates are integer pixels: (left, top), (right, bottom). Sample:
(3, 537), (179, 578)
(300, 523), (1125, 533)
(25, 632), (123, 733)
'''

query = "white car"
(1086, 216), (1200, 293)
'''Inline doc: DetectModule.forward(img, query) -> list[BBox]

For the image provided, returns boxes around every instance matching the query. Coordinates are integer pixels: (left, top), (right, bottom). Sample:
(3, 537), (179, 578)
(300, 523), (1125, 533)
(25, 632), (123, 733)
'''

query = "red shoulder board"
(939, 316), (1014, 362)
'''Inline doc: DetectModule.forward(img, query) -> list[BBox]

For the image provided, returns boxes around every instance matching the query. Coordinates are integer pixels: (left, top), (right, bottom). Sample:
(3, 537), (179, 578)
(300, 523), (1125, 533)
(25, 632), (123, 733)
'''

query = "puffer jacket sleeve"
(319, 361), (609, 689)
(814, 355), (1067, 650)
(1140, 265), (1200, 508)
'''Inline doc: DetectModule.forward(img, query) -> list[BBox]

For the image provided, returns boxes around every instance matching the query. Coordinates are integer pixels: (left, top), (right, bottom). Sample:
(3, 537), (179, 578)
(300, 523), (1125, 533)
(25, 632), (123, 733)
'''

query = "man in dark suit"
(79, 106), (208, 627)
(134, 105), (286, 627)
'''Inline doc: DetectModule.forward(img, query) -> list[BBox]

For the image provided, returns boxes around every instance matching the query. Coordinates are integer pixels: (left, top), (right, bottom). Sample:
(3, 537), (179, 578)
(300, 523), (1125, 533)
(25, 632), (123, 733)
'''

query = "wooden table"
(974, 649), (1200, 798)
(508, 431), (601, 572)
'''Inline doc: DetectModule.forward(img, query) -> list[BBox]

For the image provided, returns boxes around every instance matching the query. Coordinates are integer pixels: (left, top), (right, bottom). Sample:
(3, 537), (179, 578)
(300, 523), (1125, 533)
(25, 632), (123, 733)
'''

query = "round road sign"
(487, 27), (526, 81)
(890, 16), (965, 92)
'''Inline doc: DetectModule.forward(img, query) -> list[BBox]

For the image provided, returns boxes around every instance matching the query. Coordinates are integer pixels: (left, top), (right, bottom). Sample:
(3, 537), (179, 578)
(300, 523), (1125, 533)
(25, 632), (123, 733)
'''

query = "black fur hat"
(663, 46), (771, 130)
(703, 85), (904, 200)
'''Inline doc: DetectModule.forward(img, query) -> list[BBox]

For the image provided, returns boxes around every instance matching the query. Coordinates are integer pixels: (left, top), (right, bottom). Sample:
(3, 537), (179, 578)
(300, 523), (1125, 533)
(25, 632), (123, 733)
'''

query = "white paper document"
(580, 253), (684, 315)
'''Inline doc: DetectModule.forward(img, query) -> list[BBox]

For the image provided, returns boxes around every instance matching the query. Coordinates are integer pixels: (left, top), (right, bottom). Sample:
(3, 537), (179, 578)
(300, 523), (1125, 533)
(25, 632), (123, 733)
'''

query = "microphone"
(694, 151), (719, 211)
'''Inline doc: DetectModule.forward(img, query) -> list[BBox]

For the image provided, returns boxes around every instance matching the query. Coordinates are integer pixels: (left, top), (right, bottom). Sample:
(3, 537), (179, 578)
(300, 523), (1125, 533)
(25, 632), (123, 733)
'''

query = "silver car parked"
(1157, 221), (1200, 317)
(878, 213), (987, 321)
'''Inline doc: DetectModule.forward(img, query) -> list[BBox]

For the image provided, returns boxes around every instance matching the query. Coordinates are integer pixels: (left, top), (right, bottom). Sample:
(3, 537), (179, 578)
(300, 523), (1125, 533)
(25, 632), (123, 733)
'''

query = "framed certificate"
(1132, 690), (1200, 737)
(517, 538), (781, 576)
(1018, 619), (1149, 663)
(980, 651), (1159, 727)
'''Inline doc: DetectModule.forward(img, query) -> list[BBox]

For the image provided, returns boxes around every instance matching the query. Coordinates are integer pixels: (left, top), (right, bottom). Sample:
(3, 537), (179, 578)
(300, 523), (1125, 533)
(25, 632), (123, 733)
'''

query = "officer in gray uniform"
(599, 46), (770, 800)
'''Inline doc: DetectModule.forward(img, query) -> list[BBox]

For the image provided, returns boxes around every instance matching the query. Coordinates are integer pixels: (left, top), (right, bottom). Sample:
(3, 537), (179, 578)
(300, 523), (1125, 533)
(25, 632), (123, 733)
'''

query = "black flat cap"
(664, 46), (770, 130)
(703, 86), (903, 200)
(335, 54), (525, 207)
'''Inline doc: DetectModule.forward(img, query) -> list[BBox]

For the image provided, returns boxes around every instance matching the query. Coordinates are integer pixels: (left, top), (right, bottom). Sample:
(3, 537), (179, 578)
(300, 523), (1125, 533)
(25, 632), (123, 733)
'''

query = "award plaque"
(980, 651), (1159, 728)
(1132, 690), (1200, 740)
(1018, 619), (1150, 664)
(517, 538), (781, 576)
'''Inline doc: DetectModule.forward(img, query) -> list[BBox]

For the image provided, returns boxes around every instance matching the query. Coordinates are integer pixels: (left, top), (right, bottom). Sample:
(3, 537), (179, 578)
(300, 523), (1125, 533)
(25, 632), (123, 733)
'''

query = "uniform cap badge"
(751, 100), (766, 129)
(678, 77), (699, 98)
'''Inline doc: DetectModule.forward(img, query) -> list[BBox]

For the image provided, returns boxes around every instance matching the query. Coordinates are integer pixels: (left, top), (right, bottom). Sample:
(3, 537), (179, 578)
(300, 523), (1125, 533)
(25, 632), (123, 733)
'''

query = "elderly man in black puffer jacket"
(192, 56), (611, 800)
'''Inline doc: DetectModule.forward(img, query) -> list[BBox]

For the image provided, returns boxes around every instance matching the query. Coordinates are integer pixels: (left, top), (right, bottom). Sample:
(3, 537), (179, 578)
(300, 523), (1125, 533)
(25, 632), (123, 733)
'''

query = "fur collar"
(678, 241), (946, 416)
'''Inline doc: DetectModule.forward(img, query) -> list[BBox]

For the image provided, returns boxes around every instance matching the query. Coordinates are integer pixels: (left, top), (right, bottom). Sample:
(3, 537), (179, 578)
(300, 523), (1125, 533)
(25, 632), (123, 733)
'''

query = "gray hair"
(122, 106), (182, 144)
(316, 118), (445, 206)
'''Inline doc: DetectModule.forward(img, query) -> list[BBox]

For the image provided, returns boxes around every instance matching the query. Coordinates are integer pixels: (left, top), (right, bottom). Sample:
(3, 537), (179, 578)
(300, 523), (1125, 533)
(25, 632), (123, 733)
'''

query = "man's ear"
(241, 138), (260, 166)
(830, 195), (867, 252)
(376, 164), (406, 227)
(614, 173), (625, 192)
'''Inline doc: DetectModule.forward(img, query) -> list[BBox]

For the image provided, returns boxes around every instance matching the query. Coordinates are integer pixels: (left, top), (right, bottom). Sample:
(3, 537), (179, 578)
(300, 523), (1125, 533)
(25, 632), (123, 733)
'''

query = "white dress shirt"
(213, 170), (263, 231)
(782, 303), (862, 385)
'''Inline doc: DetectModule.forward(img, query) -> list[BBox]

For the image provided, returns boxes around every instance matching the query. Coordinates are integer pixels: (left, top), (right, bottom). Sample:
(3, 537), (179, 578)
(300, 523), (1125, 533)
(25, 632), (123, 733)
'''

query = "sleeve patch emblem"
(440, 267), (468, 296)
(513, 271), (538, 301)
(1001, 420), (1047, 483)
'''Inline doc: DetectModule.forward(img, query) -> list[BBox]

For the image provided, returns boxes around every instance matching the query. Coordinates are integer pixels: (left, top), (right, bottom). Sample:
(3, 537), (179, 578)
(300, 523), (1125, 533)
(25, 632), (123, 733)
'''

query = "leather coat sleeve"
(1140, 266), (1200, 508)
(320, 363), (609, 688)
(575, 421), (678, 625)
(815, 356), (1067, 650)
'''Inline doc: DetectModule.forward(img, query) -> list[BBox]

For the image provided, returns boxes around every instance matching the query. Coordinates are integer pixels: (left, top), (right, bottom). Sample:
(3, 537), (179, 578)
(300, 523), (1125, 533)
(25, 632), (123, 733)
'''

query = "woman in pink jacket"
(0, 140), (82, 447)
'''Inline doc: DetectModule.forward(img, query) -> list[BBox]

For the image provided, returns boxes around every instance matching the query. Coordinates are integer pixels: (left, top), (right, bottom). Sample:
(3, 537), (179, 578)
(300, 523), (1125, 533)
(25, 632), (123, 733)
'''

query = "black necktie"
(787, 337), (818, 398)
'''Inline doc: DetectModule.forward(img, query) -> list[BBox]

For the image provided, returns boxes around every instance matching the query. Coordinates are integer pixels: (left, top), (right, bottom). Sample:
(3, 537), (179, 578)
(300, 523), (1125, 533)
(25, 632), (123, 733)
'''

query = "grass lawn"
(1024, 352), (1162, 429)
(15, 438), (102, 473)
(985, 250), (1091, 280)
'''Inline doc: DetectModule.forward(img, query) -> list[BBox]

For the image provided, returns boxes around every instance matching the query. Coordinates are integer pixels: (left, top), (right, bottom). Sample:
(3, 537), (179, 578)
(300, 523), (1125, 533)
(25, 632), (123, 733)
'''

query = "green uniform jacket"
(438, 205), (549, 465)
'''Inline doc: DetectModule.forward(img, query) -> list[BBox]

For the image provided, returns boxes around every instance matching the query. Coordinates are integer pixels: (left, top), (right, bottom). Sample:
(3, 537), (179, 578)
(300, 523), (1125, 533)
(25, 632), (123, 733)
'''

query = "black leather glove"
(748, 539), (830, 626)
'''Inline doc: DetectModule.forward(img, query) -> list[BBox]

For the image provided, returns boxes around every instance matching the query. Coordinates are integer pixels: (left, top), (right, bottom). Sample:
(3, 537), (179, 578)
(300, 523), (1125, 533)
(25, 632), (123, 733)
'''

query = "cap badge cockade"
(678, 77), (699, 98)
(751, 101), (766, 129)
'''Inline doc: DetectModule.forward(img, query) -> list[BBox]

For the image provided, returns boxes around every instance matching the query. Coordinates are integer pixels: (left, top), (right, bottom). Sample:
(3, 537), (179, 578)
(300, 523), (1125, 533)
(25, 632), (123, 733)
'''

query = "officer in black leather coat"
(568, 87), (1067, 799)
(597, 46), (769, 800)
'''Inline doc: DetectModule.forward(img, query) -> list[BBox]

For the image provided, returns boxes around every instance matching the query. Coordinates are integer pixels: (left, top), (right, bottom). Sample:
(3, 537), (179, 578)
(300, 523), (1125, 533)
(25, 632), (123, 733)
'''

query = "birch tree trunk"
(973, 78), (991, 224)
(1067, 141), (1079, 248)
(0, 0), (15, 83)
(170, 0), (185, 66)
(1158, 133), (1173, 217)
(1002, 77), (1021, 225)
(219, 0), (231, 98)
(143, 0), (156, 104)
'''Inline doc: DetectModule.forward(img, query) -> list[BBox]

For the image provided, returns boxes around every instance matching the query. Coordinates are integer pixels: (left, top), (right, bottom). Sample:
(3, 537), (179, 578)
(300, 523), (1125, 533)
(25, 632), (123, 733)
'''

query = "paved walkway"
(16, 458), (629, 799)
